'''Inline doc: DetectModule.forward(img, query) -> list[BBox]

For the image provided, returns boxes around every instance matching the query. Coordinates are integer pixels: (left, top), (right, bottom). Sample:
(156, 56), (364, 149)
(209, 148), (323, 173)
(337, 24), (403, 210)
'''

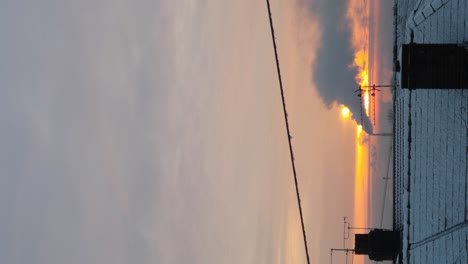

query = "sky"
(0, 1), (393, 264)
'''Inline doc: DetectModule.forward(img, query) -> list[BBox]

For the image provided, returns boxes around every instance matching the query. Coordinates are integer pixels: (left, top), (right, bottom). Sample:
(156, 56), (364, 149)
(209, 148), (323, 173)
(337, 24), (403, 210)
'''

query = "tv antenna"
(329, 217), (356, 264)
(354, 87), (365, 126)
(330, 248), (355, 264)
(355, 84), (398, 126)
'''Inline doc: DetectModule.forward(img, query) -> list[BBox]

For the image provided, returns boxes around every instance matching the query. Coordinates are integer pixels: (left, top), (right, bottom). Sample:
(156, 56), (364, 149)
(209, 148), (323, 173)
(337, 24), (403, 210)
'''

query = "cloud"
(0, 1), (298, 263)
(303, 0), (373, 132)
(0, 1), (180, 263)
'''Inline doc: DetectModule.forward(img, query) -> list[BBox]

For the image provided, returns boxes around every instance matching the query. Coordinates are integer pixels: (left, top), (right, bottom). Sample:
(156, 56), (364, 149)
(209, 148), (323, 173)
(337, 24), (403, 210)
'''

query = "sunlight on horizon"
(353, 125), (369, 264)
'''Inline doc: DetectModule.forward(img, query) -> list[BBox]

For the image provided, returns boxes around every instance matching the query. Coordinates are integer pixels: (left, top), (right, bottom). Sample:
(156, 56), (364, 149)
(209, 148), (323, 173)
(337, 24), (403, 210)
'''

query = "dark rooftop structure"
(354, 229), (400, 261)
(400, 44), (468, 89)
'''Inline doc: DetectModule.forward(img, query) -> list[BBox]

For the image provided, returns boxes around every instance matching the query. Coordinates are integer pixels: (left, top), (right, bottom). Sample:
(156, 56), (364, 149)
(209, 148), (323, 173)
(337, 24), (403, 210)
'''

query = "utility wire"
(265, 1), (311, 264)
(380, 144), (393, 228)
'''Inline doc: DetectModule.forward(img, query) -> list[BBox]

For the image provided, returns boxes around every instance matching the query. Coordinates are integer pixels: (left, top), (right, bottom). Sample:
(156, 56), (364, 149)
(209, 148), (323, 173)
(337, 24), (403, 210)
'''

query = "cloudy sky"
(0, 1), (392, 264)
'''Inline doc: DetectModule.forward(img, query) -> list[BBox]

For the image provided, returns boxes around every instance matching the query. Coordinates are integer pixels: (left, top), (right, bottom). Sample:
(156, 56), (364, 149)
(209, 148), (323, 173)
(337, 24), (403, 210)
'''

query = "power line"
(380, 144), (393, 228)
(265, 1), (311, 264)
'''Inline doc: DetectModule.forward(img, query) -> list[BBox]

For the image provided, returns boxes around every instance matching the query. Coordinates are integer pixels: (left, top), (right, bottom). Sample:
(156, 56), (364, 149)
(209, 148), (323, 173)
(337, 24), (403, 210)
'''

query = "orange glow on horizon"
(347, 5), (370, 263)
(353, 125), (369, 264)
(348, 4), (371, 263)
(370, 0), (381, 126)
(347, 0), (370, 117)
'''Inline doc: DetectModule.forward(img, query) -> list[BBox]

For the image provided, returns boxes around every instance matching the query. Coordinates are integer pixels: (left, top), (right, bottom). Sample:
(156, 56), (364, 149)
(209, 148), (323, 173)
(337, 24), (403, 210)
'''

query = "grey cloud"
(0, 0), (318, 263)
(0, 1), (174, 263)
(305, 0), (373, 132)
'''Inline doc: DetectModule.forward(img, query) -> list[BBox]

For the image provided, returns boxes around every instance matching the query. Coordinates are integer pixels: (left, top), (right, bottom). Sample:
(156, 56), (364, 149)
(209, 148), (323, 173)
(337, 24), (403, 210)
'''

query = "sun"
(341, 106), (351, 119)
